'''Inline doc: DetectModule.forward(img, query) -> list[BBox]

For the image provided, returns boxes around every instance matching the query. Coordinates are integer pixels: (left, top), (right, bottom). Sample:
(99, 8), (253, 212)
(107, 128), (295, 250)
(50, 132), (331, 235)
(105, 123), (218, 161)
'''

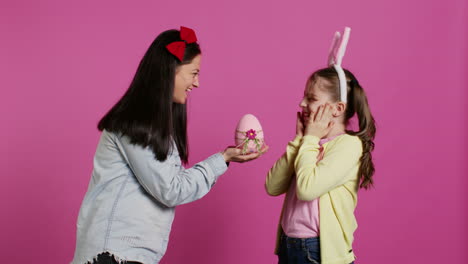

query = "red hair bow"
(166, 26), (198, 61)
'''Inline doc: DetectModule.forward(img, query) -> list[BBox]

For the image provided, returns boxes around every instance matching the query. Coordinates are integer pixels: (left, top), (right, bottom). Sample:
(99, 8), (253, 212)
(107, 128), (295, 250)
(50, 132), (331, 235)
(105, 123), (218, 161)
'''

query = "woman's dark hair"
(98, 29), (201, 163)
(307, 67), (376, 189)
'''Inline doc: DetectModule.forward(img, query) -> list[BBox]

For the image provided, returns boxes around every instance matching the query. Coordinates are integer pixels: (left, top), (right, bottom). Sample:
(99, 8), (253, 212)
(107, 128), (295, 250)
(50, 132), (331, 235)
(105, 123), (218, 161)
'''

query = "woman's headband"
(166, 26), (198, 61)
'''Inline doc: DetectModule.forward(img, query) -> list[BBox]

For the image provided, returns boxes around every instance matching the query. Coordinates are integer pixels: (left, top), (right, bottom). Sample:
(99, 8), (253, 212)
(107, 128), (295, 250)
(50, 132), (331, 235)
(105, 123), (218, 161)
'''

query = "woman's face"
(173, 55), (201, 104)
(299, 77), (334, 123)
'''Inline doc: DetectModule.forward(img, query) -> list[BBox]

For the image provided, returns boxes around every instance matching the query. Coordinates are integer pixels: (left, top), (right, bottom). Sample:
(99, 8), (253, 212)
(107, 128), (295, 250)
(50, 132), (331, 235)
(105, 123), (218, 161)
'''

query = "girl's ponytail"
(344, 69), (376, 189)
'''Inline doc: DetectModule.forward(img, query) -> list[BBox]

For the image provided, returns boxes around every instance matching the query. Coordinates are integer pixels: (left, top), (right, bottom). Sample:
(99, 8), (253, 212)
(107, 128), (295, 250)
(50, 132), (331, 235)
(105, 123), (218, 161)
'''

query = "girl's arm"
(265, 135), (302, 196)
(294, 135), (362, 201)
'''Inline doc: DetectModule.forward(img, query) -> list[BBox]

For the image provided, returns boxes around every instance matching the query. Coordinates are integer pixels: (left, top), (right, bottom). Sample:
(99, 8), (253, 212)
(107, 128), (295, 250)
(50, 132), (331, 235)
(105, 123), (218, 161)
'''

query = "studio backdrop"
(1, 0), (467, 263)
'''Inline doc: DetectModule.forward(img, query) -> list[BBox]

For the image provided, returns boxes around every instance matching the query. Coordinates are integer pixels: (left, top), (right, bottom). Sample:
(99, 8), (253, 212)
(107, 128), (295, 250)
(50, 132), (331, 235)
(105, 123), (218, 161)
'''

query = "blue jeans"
(278, 234), (355, 264)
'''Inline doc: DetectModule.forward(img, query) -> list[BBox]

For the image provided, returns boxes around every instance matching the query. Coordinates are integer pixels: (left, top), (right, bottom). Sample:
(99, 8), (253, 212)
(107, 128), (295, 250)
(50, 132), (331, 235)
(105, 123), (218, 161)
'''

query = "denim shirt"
(71, 130), (228, 264)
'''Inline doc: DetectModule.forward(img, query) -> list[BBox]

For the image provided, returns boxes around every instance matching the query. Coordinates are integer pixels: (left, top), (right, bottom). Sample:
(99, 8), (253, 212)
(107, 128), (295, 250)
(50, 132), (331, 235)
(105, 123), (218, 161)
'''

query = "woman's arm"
(116, 134), (228, 208)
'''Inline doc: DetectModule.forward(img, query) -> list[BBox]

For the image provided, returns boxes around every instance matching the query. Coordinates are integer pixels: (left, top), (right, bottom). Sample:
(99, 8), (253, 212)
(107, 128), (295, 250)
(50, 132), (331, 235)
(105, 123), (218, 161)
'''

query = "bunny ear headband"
(328, 27), (351, 103)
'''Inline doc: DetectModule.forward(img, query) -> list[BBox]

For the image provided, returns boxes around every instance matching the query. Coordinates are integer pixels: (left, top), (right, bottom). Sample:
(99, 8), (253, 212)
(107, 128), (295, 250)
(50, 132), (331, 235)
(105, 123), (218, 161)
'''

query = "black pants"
(88, 252), (142, 264)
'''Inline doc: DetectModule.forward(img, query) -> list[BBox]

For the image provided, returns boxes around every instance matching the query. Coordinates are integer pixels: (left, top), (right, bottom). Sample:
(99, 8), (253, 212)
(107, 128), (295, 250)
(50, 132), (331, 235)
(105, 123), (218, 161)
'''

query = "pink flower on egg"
(246, 129), (257, 140)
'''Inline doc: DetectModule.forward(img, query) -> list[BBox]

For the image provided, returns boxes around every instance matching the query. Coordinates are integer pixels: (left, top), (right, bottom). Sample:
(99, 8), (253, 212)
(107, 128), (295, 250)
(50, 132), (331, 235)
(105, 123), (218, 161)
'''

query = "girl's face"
(173, 55), (201, 104)
(299, 77), (335, 123)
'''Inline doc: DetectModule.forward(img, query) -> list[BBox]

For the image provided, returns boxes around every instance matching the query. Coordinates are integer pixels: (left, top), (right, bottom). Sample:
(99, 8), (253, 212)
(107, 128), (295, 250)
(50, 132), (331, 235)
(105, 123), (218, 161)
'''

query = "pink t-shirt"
(281, 135), (342, 238)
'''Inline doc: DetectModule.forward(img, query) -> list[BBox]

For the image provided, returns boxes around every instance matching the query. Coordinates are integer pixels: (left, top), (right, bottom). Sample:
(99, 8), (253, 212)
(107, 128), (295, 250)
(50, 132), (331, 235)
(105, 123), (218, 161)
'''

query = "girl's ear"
(332, 102), (346, 117)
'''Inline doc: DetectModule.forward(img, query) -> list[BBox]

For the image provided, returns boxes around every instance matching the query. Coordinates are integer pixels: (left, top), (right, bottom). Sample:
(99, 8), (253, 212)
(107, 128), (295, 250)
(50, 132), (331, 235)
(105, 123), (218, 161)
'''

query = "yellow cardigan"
(265, 134), (362, 264)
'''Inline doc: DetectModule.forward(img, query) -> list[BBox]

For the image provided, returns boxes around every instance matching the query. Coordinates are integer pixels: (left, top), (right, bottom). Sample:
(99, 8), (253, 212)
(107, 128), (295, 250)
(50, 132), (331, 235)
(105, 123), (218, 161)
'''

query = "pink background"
(1, 0), (467, 263)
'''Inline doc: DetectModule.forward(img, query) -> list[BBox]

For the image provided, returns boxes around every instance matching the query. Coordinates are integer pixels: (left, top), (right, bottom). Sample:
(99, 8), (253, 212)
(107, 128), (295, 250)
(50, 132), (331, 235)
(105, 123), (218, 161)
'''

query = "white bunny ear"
(326, 27), (351, 103)
(328, 31), (341, 66)
(335, 27), (351, 66)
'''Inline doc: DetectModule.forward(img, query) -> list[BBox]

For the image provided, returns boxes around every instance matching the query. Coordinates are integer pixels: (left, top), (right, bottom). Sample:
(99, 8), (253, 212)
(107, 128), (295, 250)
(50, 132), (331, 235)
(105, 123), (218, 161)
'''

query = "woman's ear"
(332, 102), (346, 117)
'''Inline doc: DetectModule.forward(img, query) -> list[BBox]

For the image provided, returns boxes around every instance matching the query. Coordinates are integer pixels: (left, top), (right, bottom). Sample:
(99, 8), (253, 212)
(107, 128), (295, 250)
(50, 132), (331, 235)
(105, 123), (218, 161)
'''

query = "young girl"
(265, 67), (376, 264)
(71, 27), (265, 264)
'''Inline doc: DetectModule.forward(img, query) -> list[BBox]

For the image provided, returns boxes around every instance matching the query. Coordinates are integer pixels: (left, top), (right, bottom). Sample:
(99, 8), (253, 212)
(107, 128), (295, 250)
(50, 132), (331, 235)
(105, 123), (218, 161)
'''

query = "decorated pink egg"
(235, 114), (265, 154)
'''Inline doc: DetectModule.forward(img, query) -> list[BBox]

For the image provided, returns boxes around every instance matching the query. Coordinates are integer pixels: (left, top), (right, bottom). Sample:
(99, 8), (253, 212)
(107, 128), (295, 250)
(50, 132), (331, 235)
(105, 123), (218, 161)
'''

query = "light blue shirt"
(72, 130), (228, 264)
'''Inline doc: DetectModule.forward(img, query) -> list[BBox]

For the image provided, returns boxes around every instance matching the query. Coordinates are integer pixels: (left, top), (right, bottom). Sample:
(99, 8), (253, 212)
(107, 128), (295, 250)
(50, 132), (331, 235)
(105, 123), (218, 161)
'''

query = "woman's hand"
(222, 145), (269, 163)
(296, 112), (304, 137)
(304, 103), (334, 138)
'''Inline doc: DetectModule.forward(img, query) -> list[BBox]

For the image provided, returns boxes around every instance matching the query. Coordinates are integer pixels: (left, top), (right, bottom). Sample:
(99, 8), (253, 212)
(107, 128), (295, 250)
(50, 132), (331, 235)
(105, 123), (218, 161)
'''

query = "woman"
(71, 26), (266, 264)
